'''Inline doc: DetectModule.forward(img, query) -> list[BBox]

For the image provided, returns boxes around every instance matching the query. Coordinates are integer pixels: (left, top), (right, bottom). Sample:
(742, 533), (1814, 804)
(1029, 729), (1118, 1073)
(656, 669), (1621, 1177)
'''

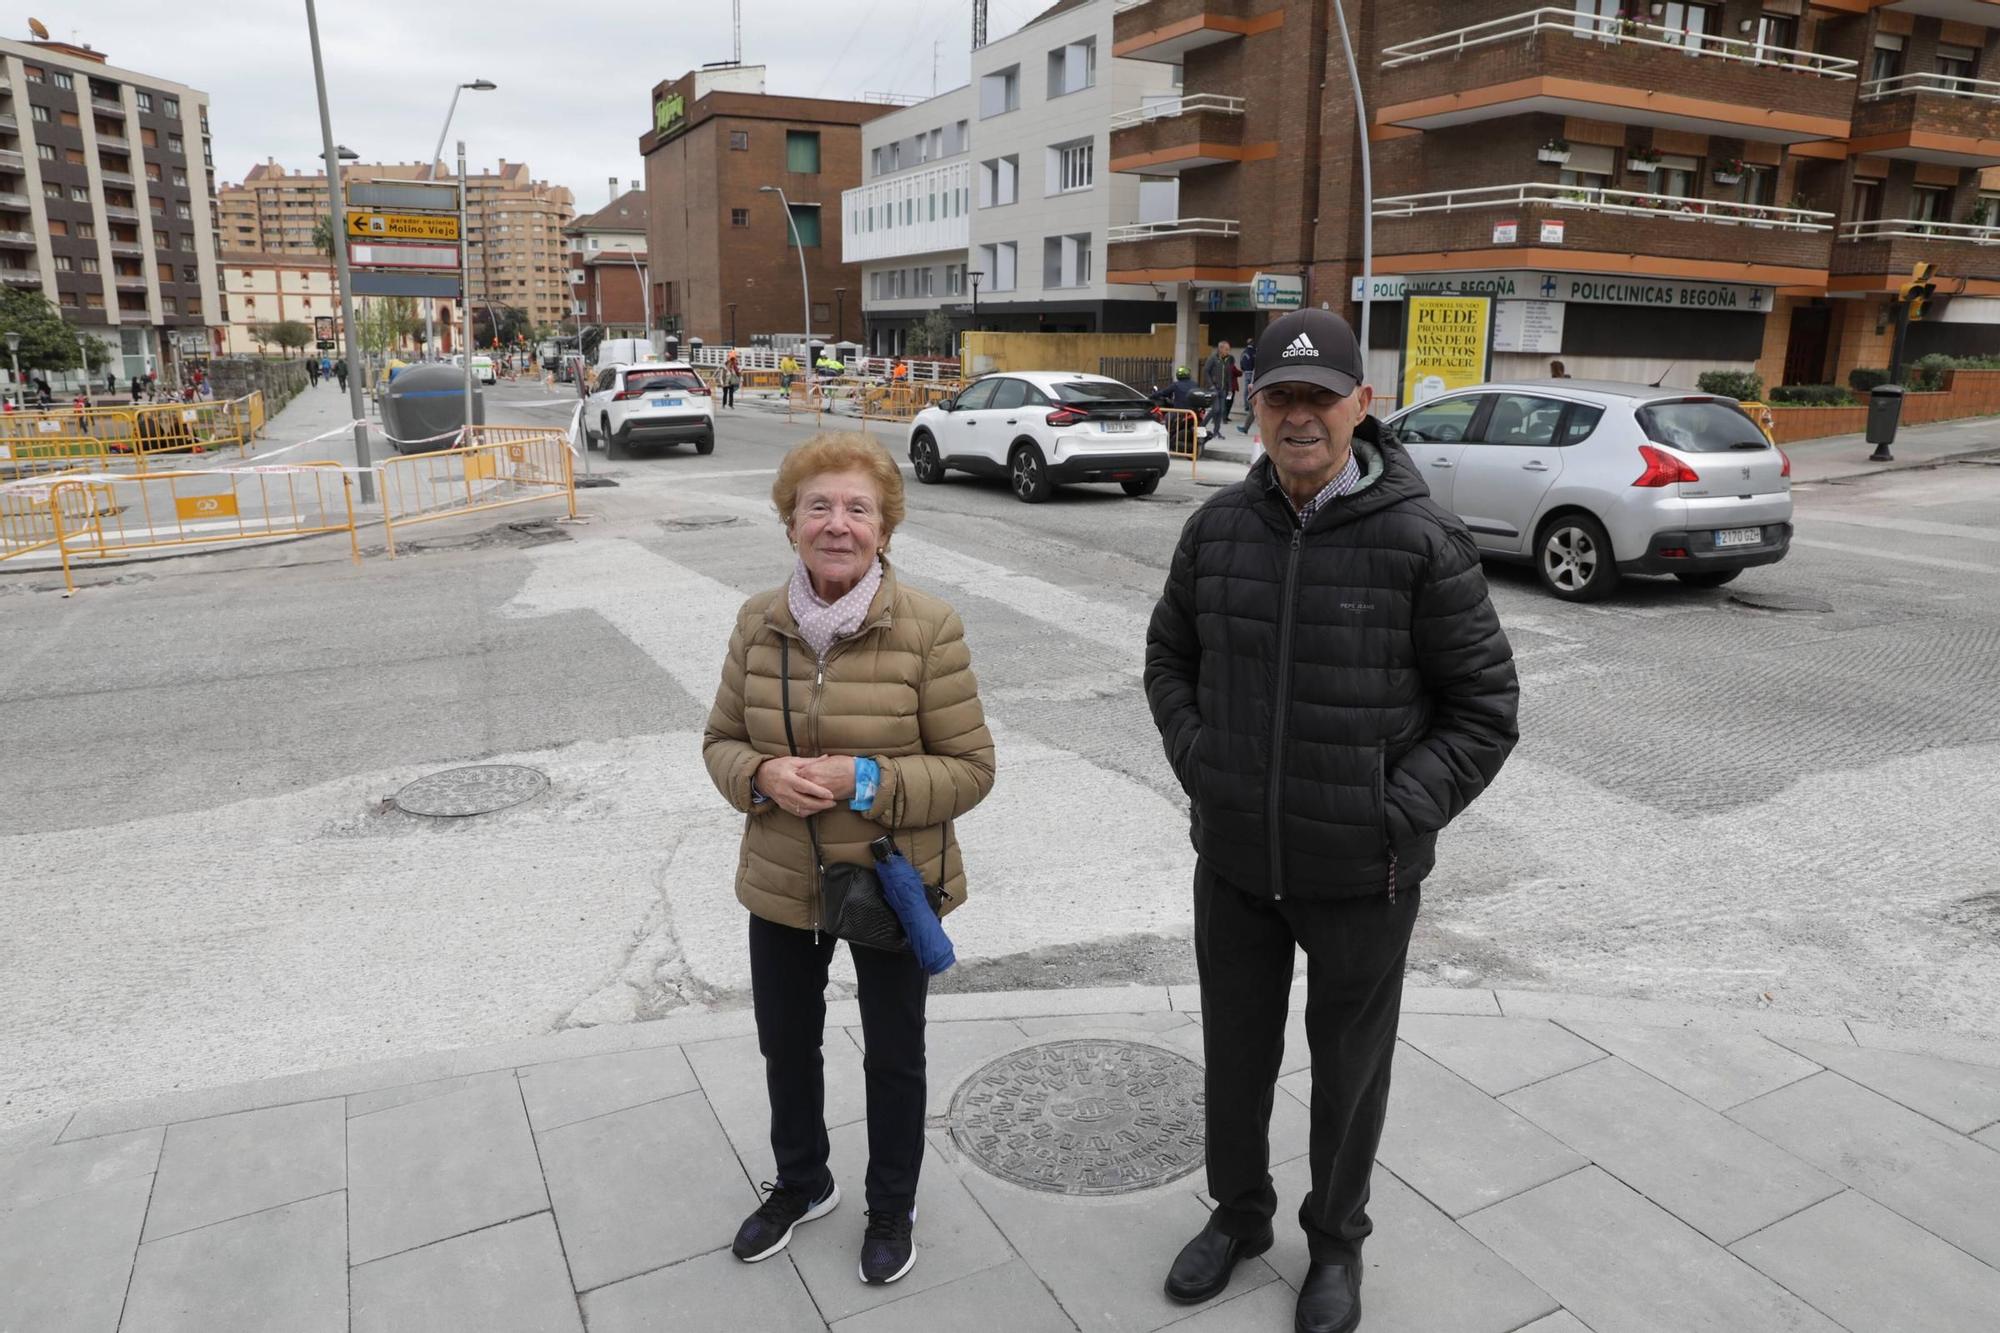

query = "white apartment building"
(844, 0), (1178, 354)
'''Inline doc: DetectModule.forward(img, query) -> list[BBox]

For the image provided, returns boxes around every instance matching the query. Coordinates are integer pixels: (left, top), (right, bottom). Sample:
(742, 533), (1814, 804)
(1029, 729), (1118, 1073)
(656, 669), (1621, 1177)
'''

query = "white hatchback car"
(907, 371), (1171, 503)
(583, 362), (716, 458)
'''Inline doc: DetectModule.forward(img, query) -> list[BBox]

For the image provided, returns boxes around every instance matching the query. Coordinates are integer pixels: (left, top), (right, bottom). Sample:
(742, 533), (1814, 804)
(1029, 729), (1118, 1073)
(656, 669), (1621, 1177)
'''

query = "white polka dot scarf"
(788, 555), (883, 663)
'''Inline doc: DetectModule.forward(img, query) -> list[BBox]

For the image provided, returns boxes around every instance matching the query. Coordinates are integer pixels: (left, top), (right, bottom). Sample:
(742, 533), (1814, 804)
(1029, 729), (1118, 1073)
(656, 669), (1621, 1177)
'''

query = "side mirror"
(939, 397), (957, 412)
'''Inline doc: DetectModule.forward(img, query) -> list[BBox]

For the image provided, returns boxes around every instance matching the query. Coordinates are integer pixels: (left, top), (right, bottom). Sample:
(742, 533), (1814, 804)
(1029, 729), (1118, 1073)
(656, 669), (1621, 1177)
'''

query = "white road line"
(1805, 511), (2000, 544)
(1792, 536), (1997, 574)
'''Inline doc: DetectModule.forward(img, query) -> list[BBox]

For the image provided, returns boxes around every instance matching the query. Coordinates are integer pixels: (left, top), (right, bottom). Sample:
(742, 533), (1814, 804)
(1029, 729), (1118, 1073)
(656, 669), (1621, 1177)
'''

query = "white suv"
(583, 362), (715, 457)
(907, 371), (1171, 503)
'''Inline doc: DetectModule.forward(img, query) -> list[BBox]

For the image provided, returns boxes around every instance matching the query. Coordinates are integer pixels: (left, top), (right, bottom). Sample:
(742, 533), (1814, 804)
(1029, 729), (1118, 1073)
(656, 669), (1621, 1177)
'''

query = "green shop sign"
(654, 92), (686, 136)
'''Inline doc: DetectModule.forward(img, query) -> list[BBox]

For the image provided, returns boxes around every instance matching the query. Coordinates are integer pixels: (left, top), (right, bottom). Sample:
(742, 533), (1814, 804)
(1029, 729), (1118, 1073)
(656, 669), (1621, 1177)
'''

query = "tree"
(269, 321), (314, 358)
(247, 323), (275, 356)
(356, 297), (420, 358)
(0, 288), (87, 375)
(472, 303), (528, 349)
(312, 214), (336, 259)
(907, 308), (958, 358)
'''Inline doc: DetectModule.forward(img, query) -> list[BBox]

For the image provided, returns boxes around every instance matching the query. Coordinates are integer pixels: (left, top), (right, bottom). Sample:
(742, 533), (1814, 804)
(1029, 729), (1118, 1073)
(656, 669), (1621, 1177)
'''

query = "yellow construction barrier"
(0, 471), (103, 580)
(1158, 407), (1203, 480)
(379, 426), (576, 558)
(0, 395), (262, 476)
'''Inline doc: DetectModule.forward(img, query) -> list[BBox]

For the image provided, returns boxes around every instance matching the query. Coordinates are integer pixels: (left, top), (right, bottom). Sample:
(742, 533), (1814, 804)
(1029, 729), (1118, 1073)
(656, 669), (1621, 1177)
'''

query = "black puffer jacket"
(1144, 419), (1519, 901)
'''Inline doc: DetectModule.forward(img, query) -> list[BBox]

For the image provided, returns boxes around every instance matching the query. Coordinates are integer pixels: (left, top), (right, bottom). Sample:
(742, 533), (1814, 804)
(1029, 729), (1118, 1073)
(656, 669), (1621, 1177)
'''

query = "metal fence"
(379, 426), (575, 557)
(1101, 358), (1174, 392)
(0, 393), (265, 477)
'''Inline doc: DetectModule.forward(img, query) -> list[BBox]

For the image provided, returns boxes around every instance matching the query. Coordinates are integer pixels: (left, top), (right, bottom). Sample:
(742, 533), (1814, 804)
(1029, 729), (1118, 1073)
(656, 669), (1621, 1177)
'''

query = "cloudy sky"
(40, 0), (1057, 207)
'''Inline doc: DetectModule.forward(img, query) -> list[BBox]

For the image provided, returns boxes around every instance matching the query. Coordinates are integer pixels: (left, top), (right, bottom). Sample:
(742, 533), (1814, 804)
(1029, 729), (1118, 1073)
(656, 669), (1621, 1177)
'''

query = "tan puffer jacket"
(704, 561), (997, 932)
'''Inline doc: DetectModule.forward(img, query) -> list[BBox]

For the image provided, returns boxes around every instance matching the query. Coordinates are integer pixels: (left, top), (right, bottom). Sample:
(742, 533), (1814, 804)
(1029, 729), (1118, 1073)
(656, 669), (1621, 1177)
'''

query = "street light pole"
(1331, 0), (1373, 368)
(758, 185), (812, 367)
(618, 243), (650, 335)
(305, 0), (375, 503)
(426, 79), (495, 360)
(459, 140), (473, 432)
(834, 287), (846, 345)
(5, 331), (20, 408)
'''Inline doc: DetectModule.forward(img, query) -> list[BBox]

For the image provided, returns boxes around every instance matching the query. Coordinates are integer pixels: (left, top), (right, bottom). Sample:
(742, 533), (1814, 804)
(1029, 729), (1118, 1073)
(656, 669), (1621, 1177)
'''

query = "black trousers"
(722, 384), (737, 408)
(748, 913), (930, 1213)
(1194, 861), (1419, 1264)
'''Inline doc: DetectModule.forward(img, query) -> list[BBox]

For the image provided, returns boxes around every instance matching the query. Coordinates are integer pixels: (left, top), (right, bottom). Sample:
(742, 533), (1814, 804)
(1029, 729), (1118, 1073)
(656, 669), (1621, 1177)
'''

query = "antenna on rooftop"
(972, 0), (987, 51)
(733, 0), (742, 64)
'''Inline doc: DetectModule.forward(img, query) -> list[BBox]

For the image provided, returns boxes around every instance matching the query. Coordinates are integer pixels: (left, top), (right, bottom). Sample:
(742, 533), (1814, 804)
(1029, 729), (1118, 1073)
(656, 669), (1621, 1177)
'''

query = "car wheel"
(695, 433), (715, 456)
(1535, 513), (1619, 602)
(1121, 474), (1161, 498)
(584, 416), (601, 451)
(1675, 570), (1740, 588)
(911, 431), (945, 484)
(602, 416), (620, 460)
(1010, 444), (1052, 503)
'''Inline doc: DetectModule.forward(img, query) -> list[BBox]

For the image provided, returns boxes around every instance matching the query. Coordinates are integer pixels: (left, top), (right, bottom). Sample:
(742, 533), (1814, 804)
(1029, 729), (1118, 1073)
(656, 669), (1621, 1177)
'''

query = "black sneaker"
(858, 1207), (916, 1284)
(732, 1178), (839, 1262)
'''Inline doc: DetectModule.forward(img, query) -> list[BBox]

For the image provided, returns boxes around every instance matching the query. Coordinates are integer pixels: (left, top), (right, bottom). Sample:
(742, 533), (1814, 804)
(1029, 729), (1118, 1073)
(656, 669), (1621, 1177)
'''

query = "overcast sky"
(42, 0), (1057, 208)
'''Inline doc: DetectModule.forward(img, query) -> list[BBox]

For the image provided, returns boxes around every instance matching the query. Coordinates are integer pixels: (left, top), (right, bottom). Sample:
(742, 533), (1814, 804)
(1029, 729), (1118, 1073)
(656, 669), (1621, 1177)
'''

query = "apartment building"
(844, 87), (975, 355)
(216, 250), (336, 356)
(640, 64), (887, 346)
(1110, 0), (2000, 398)
(565, 183), (650, 338)
(218, 158), (575, 330)
(0, 36), (220, 378)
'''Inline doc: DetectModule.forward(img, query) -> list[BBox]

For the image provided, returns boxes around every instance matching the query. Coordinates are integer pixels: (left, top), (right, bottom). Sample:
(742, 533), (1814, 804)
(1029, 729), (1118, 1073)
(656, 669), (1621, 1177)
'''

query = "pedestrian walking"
(1200, 340), (1232, 442)
(105, 368), (117, 395)
(780, 353), (799, 392)
(703, 433), (996, 1289)
(307, 359), (320, 387)
(721, 352), (741, 409)
(1145, 307), (1519, 1333)
(333, 358), (348, 392)
(129, 374), (145, 403)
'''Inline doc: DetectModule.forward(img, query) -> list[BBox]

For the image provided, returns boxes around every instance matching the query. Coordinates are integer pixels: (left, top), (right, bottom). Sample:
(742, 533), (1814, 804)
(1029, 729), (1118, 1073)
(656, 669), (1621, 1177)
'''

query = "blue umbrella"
(871, 837), (955, 975)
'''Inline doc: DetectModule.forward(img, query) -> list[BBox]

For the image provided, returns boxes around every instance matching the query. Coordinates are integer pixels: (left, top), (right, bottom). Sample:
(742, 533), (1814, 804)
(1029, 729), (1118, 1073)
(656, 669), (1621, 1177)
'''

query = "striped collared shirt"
(1271, 450), (1363, 525)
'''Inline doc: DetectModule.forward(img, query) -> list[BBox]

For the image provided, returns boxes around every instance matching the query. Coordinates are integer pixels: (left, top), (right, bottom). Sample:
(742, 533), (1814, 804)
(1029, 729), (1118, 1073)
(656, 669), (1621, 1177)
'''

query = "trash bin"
(1866, 383), (1905, 446)
(380, 363), (484, 454)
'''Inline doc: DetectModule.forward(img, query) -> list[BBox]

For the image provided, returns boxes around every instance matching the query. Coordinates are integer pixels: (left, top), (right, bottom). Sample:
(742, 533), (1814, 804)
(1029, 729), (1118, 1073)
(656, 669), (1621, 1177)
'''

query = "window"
(731, 207), (749, 226)
(1050, 140), (1094, 193)
(786, 130), (821, 174)
(1561, 405), (1605, 446)
(80, 257), (99, 274)
(980, 65), (1020, 118)
(1912, 185), (1949, 228)
(47, 219), (67, 237)
(141, 128), (158, 148)
(61, 111), (79, 128)
(59, 291), (77, 308)
(54, 255), (73, 272)
(76, 223), (94, 239)
(1871, 35), (1905, 85)
(1395, 396), (1482, 443)
(979, 240), (1017, 291)
(1737, 164), (1776, 207)
(42, 183), (59, 199)
(164, 98), (180, 118)
(30, 104), (48, 123)
(172, 171), (186, 187)
(989, 378), (1031, 411)
(37, 143), (54, 161)
(182, 265), (198, 283)
(70, 186), (88, 202)
(23, 64), (42, 82)
(979, 155), (1019, 207)
(167, 135), (184, 154)
(1558, 144), (1615, 193)
(1937, 44), (1979, 90)
(135, 91), (153, 111)
(785, 203), (821, 247)
(954, 378), (1000, 411)
(1656, 3), (1719, 48)
(1848, 178), (1882, 224)
(1481, 394), (1566, 447)
(1043, 233), (1092, 288)
(161, 296), (177, 314)
(1654, 154), (1700, 200)
(1047, 38), (1097, 97)
(65, 149), (85, 166)
(51, 71), (72, 90)
(1754, 13), (1797, 59)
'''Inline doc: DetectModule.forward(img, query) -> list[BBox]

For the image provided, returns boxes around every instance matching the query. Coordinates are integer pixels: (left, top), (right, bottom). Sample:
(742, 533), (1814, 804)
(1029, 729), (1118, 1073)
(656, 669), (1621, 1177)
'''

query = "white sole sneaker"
(740, 1181), (840, 1263)
(858, 1206), (917, 1284)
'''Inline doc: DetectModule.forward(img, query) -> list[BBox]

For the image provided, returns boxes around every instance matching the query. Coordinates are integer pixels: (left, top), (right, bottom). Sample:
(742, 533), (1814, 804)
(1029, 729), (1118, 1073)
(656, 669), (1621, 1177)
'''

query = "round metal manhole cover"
(392, 764), (549, 818)
(949, 1039), (1205, 1196)
(1729, 590), (1835, 614)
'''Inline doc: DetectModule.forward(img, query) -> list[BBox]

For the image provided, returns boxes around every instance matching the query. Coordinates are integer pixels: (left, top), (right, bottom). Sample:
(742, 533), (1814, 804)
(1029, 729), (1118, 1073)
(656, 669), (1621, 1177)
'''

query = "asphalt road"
(3, 377), (1997, 1132)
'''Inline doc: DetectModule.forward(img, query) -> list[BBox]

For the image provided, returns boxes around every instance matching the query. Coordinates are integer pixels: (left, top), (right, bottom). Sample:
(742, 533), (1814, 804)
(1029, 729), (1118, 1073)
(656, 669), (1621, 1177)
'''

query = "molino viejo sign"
(1399, 295), (1494, 407)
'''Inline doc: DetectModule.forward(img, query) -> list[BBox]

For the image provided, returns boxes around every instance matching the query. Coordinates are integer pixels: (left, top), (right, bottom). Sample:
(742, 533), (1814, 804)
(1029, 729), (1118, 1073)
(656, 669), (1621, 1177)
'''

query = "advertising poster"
(1399, 294), (1495, 406)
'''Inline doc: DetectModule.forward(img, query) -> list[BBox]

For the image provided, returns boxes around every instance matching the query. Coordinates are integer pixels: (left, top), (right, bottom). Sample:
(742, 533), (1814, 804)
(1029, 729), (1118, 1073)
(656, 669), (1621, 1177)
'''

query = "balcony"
(99, 168), (134, 186)
(0, 192), (27, 209)
(96, 133), (128, 151)
(0, 148), (22, 172)
(91, 96), (123, 116)
(115, 274), (150, 289)
(1110, 94), (1248, 174)
(1832, 217), (2000, 293)
(1112, 0), (1267, 65)
(1, 266), (41, 286)
(109, 240), (144, 256)
(1372, 182), (1835, 283)
(0, 112), (15, 131)
(1377, 8), (1855, 145)
(0, 228), (33, 246)
(103, 205), (139, 222)
(1105, 217), (1244, 280)
(1853, 74), (2000, 165)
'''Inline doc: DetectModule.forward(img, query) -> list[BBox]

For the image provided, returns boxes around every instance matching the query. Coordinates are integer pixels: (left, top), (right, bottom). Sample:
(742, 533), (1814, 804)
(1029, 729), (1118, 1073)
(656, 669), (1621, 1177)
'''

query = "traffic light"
(1900, 261), (1938, 321)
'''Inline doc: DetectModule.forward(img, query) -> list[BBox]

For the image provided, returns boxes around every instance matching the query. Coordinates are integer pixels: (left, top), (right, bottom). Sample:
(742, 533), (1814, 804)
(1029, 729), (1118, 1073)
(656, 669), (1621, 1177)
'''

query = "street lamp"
(612, 242), (650, 336)
(426, 79), (497, 358)
(967, 270), (983, 334)
(304, 0), (375, 502)
(834, 287), (846, 345)
(728, 302), (738, 347)
(4, 331), (20, 408)
(758, 185), (813, 368)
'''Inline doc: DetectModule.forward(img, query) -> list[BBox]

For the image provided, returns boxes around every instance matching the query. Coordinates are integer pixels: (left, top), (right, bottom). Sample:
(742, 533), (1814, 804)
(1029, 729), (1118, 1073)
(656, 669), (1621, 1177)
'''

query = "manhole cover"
(1729, 590), (1835, 613)
(949, 1039), (1204, 1195)
(392, 764), (549, 818)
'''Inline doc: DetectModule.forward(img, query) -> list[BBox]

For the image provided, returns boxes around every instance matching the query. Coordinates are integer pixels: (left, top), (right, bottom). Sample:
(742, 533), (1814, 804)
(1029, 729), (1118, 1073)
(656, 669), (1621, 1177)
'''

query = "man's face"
(1254, 380), (1374, 492)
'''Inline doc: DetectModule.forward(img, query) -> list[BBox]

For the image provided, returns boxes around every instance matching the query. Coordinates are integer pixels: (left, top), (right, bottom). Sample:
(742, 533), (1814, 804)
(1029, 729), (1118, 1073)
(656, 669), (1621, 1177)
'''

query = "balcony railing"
(0, 192), (28, 209)
(0, 228), (34, 245)
(1839, 218), (2000, 244)
(103, 205), (139, 221)
(1374, 182), (1835, 232)
(0, 113), (15, 131)
(1107, 217), (1241, 242)
(91, 96), (123, 115)
(115, 275), (149, 289)
(1, 267), (41, 284)
(0, 149), (22, 171)
(1861, 73), (2000, 103)
(1109, 93), (1246, 130)
(99, 169), (134, 186)
(96, 133), (129, 150)
(1381, 7), (1856, 79)
(109, 240), (144, 255)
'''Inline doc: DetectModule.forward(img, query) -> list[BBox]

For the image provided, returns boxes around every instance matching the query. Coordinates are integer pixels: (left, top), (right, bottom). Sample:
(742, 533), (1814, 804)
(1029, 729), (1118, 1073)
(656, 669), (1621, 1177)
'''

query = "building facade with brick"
(1109, 0), (2000, 400)
(0, 36), (221, 380)
(216, 250), (336, 357)
(639, 65), (887, 348)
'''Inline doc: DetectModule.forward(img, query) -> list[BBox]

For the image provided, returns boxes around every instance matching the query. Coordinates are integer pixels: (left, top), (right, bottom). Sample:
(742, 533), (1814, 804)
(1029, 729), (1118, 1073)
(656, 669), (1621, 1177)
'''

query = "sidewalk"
(5, 986), (1995, 1332)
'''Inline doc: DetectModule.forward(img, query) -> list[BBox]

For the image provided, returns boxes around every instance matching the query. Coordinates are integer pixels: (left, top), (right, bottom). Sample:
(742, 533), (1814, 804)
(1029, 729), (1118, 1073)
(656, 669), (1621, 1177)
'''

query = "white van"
(595, 337), (655, 370)
(471, 354), (497, 385)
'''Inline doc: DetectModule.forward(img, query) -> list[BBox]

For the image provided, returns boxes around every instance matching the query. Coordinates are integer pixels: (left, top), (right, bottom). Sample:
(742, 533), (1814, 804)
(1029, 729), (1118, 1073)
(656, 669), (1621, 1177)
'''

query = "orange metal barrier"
(0, 395), (260, 477)
(379, 427), (576, 558)
(0, 471), (103, 581)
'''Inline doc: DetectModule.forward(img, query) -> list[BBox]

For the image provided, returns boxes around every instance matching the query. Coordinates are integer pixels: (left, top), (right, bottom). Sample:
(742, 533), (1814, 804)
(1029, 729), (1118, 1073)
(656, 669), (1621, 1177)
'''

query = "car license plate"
(651, 398), (683, 408)
(1103, 420), (1134, 433)
(1714, 527), (1762, 548)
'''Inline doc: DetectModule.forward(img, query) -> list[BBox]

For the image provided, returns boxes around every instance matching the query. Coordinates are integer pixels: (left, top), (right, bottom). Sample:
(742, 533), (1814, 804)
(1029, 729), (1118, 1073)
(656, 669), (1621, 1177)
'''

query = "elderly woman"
(704, 432), (995, 1286)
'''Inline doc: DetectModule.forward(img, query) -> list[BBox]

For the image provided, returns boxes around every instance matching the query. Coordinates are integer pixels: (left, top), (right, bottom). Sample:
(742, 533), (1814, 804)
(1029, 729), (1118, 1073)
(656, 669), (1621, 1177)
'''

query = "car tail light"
(613, 387), (645, 401)
(1779, 447), (1792, 479)
(1149, 406), (1166, 423)
(1046, 407), (1087, 427)
(1632, 444), (1700, 487)
(1657, 546), (1690, 560)
(686, 383), (712, 396)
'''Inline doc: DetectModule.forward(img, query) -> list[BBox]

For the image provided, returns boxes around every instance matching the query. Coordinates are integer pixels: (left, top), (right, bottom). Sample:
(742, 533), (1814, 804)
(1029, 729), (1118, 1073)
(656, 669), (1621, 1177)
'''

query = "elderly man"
(1145, 307), (1518, 1333)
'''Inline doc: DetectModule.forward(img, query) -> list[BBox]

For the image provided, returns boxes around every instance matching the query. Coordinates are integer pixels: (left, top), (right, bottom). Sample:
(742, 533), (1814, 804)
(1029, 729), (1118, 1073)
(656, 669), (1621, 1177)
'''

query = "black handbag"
(779, 635), (946, 952)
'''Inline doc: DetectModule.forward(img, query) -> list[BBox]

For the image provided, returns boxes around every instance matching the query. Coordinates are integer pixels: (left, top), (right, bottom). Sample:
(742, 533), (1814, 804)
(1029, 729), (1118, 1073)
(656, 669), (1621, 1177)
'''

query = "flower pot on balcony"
(1713, 171), (1742, 186)
(1628, 161), (1660, 175)
(1538, 149), (1571, 165)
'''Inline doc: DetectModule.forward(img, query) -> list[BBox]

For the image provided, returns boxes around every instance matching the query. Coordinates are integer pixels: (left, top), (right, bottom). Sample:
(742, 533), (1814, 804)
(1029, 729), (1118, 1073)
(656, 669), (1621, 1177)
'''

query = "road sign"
(174, 493), (240, 521)
(347, 211), (461, 242)
(351, 271), (460, 298)
(316, 340), (336, 350)
(351, 243), (460, 270)
(347, 181), (460, 211)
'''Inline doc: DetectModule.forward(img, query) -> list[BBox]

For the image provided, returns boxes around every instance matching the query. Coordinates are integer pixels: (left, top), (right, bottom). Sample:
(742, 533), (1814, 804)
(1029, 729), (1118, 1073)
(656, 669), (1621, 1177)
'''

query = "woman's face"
(791, 468), (885, 593)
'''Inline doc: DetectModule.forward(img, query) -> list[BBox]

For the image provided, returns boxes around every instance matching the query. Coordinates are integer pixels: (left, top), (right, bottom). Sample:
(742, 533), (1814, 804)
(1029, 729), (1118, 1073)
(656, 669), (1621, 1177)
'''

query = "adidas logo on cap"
(1282, 332), (1318, 358)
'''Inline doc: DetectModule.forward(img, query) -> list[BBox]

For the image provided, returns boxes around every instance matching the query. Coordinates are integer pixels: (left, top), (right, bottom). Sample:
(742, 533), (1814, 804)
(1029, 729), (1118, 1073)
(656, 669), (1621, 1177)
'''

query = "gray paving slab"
(1401, 987), (1503, 1016)
(1014, 1011), (1194, 1038)
(583, 1245), (825, 1333)
(1514, 1314), (1593, 1333)
(930, 986), (1172, 1021)
(1396, 1016), (1606, 1097)
(1501, 1057), (1841, 1245)
(346, 1077), (549, 1265)
(1364, 1047), (1587, 1220)
(829, 1257), (1074, 1332)
(1729, 1071), (2000, 1267)
(896, 1019), (1031, 1118)
(120, 1191), (346, 1333)
(1978, 1123), (2000, 1151)
(346, 1069), (519, 1119)
(1556, 1021), (1821, 1111)
(784, 1121), (1014, 1322)
(1730, 1189), (2000, 1333)
(1260, 1156), (1558, 1333)
(0, 1172), (151, 1333)
(1774, 1037), (2000, 1133)
(1461, 1167), (1843, 1333)
(686, 1030), (869, 1171)
(0, 1113), (71, 1155)
(1847, 1021), (2000, 1069)
(537, 1090), (750, 1292)
(1167, 984), (1201, 1012)
(1157, 1278), (1294, 1331)
(518, 1044), (698, 1133)
(1493, 992), (1852, 1042)
(350, 1212), (581, 1333)
(1266, 1074), (1314, 1166)
(141, 1099), (344, 1243)
(0, 1125), (161, 1211)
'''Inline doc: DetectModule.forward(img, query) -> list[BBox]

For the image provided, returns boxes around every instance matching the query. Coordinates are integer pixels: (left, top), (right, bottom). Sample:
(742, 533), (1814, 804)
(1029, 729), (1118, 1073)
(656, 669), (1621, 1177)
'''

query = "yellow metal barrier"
(1158, 407), (1203, 480)
(0, 395), (262, 477)
(379, 427), (576, 558)
(0, 471), (103, 581)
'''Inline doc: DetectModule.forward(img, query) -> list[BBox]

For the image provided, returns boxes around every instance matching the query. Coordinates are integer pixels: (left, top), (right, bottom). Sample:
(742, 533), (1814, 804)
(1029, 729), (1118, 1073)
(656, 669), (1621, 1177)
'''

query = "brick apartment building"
(639, 65), (888, 347)
(1109, 0), (2000, 399)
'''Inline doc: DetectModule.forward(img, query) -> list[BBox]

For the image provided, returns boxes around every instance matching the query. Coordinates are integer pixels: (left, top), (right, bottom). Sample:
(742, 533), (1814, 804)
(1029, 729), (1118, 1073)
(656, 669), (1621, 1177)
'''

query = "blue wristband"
(851, 757), (880, 811)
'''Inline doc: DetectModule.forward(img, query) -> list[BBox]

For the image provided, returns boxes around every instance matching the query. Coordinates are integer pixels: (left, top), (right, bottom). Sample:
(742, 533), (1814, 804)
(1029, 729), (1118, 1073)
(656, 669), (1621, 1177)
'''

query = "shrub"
(1696, 370), (1763, 401)
(1769, 384), (1856, 406)
(1847, 367), (1890, 394)
(1909, 353), (1957, 392)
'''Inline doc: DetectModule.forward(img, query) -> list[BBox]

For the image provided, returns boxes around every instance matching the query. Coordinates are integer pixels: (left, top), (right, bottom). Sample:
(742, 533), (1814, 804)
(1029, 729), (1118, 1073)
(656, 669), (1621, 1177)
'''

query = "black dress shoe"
(1164, 1217), (1273, 1304)
(1295, 1261), (1361, 1333)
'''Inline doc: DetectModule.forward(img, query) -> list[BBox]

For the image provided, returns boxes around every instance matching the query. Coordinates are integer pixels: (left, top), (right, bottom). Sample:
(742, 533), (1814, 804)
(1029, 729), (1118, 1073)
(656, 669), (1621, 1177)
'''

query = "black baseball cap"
(1247, 307), (1364, 399)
